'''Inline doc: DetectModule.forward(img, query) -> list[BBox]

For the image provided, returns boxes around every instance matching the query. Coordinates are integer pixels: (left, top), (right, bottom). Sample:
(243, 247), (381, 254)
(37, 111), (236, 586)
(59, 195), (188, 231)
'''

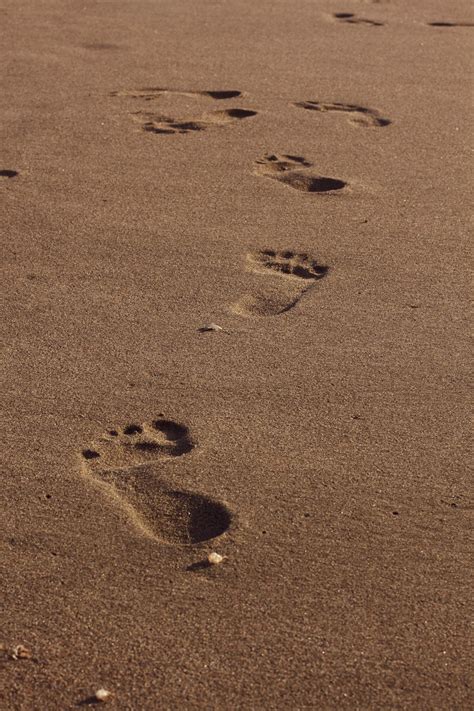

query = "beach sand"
(1, 0), (472, 708)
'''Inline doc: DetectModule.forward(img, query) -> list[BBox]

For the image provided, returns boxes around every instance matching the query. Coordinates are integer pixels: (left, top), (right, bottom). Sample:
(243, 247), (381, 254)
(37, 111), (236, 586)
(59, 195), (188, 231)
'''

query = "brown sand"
(1, 0), (472, 708)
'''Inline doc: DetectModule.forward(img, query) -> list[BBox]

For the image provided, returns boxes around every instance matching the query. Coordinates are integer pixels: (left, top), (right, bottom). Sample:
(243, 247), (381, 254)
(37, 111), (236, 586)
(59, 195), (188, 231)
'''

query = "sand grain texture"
(1, 0), (472, 709)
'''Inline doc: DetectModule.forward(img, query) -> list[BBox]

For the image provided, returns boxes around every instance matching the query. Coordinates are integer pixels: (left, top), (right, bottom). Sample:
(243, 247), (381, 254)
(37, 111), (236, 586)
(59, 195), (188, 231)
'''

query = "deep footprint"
(134, 108), (257, 134)
(81, 418), (232, 544)
(254, 154), (346, 194)
(231, 250), (328, 317)
(294, 101), (390, 127)
(333, 12), (383, 26)
(427, 21), (474, 27)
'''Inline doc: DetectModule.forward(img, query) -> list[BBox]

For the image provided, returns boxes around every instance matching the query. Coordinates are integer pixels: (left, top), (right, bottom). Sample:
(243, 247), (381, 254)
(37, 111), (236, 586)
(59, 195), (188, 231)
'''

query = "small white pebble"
(95, 688), (112, 702)
(207, 552), (224, 565)
(198, 323), (223, 333)
(11, 645), (32, 660)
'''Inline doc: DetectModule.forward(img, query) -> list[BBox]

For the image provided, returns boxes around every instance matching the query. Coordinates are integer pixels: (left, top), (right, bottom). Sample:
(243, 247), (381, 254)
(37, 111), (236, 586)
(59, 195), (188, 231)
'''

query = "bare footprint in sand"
(333, 12), (384, 26)
(231, 250), (328, 317)
(111, 87), (243, 101)
(294, 101), (390, 127)
(134, 108), (257, 135)
(254, 154), (346, 194)
(427, 21), (474, 27)
(81, 418), (231, 544)
(112, 86), (256, 135)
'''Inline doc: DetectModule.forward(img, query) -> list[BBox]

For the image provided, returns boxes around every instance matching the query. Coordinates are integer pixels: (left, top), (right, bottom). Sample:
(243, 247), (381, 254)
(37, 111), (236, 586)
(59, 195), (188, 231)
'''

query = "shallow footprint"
(253, 154), (346, 194)
(134, 108), (257, 134)
(294, 101), (390, 127)
(81, 418), (232, 544)
(333, 12), (383, 26)
(111, 87), (242, 101)
(231, 250), (328, 317)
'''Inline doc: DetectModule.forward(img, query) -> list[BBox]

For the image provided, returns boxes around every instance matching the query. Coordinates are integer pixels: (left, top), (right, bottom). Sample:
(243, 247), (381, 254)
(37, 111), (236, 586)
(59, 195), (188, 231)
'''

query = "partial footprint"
(333, 12), (383, 25)
(133, 108), (257, 135)
(254, 154), (346, 194)
(427, 21), (474, 27)
(294, 101), (390, 127)
(231, 250), (328, 317)
(82, 43), (122, 50)
(81, 418), (232, 544)
(111, 88), (242, 101)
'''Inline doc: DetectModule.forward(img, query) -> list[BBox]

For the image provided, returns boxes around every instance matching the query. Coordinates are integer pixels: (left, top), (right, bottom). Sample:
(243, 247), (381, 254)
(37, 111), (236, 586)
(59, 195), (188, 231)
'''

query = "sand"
(1, 0), (472, 708)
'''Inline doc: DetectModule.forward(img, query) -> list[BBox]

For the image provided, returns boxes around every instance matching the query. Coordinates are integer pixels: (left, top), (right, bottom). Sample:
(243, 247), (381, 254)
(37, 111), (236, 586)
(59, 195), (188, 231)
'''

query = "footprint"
(0, 170), (18, 178)
(333, 12), (383, 25)
(111, 87), (242, 101)
(293, 101), (390, 127)
(81, 418), (232, 544)
(134, 108), (257, 135)
(231, 250), (329, 317)
(253, 154), (347, 194)
(427, 21), (474, 27)
(82, 43), (122, 50)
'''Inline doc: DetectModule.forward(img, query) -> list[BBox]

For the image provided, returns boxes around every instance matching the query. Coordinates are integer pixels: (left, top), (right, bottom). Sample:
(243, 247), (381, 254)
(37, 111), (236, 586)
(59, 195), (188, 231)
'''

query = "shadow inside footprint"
(87, 466), (231, 544)
(204, 90), (242, 99)
(427, 21), (474, 27)
(81, 418), (232, 544)
(231, 249), (329, 317)
(282, 175), (346, 193)
(254, 154), (346, 194)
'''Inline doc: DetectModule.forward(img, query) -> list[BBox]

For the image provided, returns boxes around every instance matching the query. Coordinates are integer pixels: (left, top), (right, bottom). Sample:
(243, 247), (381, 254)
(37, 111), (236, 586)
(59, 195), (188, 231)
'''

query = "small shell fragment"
(197, 323), (224, 333)
(11, 645), (32, 660)
(207, 552), (224, 565)
(94, 689), (112, 702)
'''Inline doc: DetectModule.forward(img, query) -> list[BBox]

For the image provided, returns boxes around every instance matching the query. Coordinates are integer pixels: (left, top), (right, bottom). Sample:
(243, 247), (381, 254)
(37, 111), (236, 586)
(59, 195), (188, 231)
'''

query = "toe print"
(231, 250), (329, 317)
(81, 418), (233, 544)
(82, 417), (195, 472)
(254, 154), (347, 194)
(250, 250), (328, 280)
